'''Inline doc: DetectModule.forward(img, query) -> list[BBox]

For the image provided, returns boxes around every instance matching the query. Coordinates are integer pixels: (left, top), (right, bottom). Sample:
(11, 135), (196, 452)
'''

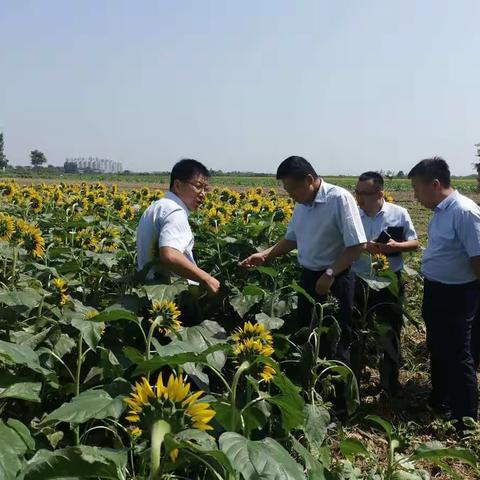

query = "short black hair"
(407, 157), (451, 187)
(276, 156), (318, 181)
(358, 171), (384, 190)
(170, 159), (210, 190)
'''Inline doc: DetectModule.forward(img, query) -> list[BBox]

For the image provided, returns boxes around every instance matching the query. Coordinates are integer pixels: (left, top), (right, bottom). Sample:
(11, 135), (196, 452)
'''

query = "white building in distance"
(64, 157), (123, 173)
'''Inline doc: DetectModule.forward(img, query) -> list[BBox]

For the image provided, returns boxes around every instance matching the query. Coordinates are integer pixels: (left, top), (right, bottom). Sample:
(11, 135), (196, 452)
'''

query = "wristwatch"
(324, 268), (335, 278)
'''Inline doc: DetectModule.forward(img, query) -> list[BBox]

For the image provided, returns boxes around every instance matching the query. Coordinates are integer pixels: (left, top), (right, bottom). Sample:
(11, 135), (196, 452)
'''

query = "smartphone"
(375, 230), (392, 244)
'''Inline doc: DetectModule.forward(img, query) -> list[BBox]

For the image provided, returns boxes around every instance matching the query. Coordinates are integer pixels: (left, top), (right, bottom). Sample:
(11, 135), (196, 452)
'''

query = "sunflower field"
(0, 180), (478, 480)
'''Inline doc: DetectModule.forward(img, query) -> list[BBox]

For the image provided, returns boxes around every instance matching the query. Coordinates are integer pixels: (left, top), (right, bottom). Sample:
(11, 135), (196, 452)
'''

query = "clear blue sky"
(1, 0), (479, 174)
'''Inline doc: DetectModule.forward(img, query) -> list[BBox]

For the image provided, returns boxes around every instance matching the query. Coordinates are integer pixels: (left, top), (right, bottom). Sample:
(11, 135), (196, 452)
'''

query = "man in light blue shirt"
(136, 159), (220, 296)
(352, 171), (418, 394)
(241, 156), (367, 361)
(408, 157), (480, 426)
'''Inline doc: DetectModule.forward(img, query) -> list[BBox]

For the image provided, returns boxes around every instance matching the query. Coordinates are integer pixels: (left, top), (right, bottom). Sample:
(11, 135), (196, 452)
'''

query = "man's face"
(173, 174), (209, 211)
(354, 179), (383, 211)
(411, 177), (438, 209)
(281, 175), (316, 204)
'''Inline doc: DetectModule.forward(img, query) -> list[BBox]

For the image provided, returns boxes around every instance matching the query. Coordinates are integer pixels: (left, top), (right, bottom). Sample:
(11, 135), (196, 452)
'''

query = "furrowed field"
(0, 178), (479, 480)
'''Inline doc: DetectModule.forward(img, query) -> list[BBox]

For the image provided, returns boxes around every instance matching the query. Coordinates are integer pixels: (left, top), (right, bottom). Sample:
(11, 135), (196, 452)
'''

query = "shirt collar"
(313, 179), (329, 204)
(166, 191), (191, 215)
(360, 200), (388, 218)
(435, 190), (458, 212)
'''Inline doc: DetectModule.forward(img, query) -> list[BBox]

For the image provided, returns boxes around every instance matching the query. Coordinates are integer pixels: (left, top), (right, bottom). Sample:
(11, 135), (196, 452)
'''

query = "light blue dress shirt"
(285, 180), (367, 271)
(352, 201), (417, 275)
(422, 191), (480, 284)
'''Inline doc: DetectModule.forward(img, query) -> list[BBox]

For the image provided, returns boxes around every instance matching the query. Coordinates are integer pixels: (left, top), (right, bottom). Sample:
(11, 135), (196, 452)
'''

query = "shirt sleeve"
(455, 208), (480, 257)
(158, 209), (192, 253)
(337, 192), (367, 247)
(284, 206), (298, 242)
(401, 209), (418, 241)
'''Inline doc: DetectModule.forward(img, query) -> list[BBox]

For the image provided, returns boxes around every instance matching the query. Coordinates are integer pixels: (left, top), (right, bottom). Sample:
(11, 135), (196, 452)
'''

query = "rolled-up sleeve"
(456, 209), (480, 258)
(284, 207), (298, 242)
(337, 194), (367, 247)
(158, 209), (192, 253)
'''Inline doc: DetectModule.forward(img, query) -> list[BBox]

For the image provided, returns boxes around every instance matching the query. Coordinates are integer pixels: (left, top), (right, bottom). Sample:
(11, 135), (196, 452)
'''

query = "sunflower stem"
(230, 361), (250, 431)
(10, 245), (18, 287)
(149, 419), (171, 480)
(73, 333), (83, 446)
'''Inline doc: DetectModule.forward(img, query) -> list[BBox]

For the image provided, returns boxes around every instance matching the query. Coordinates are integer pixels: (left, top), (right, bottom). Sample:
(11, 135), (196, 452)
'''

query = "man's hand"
(239, 252), (267, 268)
(377, 239), (400, 254)
(315, 273), (334, 296)
(366, 241), (382, 255)
(200, 274), (221, 295)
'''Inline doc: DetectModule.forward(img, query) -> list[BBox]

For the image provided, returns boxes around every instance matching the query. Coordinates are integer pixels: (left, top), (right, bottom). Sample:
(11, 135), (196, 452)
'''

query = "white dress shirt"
(136, 191), (195, 281)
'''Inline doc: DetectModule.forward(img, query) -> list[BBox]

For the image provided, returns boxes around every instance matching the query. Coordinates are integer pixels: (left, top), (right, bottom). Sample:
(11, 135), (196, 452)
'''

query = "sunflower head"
(15, 220), (45, 257)
(51, 278), (69, 306)
(259, 364), (276, 383)
(112, 194), (127, 211)
(149, 300), (182, 335)
(231, 322), (275, 382)
(124, 373), (216, 460)
(119, 205), (136, 221)
(384, 191), (394, 203)
(29, 194), (44, 213)
(0, 213), (15, 241)
(76, 227), (98, 251)
(96, 226), (121, 252)
(372, 253), (389, 272)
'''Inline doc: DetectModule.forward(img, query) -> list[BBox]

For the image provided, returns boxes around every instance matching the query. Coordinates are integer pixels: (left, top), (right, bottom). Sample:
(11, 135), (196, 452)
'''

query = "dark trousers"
(298, 268), (355, 360)
(354, 273), (404, 392)
(422, 279), (480, 420)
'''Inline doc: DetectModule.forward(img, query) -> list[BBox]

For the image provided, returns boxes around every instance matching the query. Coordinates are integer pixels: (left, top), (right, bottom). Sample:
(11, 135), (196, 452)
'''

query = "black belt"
(302, 267), (351, 277)
(424, 278), (479, 288)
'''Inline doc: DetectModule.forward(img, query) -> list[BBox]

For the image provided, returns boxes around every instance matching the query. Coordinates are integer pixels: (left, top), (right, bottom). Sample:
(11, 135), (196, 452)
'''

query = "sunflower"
(149, 300), (182, 335)
(0, 182), (18, 198)
(15, 220), (45, 257)
(51, 278), (69, 306)
(259, 364), (276, 383)
(232, 321), (273, 349)
(119, 205), (136, 220)
(231, 321), (275, 383)
(384, 191), (394, 203)
(205, 207), (226, 229)
(0, 213), (15, 241)
(372, 253), (389, 272)
(76, 227), (98, 251)
(124, 373), (216, 461)
(28, 193), (44, 213)
(233, 337), (274, 357)
(95, 225), (121, 252)
(112, 194), (127, 211)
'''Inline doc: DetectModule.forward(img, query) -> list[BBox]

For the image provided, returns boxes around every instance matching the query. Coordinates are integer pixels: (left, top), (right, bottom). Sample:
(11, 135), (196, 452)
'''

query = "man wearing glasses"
(352, 171), (418, 394)
(136, 158), (220, 296)
(240, 156), (367, 362)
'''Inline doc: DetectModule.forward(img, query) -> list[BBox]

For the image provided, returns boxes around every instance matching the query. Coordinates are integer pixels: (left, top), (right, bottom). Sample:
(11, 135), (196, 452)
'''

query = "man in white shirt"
(240, 156), (367, 361)
(352, 171), (418, 394)
(136, 159), (220, 296)
(409, 157), (480, 425)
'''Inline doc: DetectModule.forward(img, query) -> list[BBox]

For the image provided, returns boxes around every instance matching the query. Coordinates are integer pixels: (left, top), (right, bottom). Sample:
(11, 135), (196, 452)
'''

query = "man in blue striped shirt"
(408, 157), (480, 425)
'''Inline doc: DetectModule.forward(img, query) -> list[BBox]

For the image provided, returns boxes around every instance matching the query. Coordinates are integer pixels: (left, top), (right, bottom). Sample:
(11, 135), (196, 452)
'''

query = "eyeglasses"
(185, 181), (210, 193)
